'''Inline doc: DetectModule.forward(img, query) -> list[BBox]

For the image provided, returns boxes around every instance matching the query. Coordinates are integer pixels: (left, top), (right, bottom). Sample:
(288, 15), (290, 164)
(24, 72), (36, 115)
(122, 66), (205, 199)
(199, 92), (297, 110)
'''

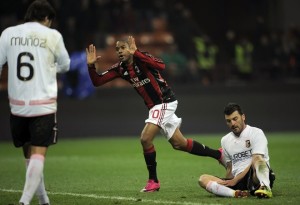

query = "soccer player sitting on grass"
(86, 36), (226, 192)
(198, 103), (275, 198)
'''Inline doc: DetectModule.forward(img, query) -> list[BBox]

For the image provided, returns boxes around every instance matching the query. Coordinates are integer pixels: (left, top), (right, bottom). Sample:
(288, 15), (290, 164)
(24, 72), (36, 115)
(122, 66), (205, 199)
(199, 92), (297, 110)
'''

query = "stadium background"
(0, 0), (300, 140)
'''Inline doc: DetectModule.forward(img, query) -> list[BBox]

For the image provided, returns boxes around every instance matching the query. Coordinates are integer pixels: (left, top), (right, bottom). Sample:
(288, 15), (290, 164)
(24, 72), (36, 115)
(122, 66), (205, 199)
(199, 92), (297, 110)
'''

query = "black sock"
(143, 151), (158, 182)
(190, 140), (221, 159)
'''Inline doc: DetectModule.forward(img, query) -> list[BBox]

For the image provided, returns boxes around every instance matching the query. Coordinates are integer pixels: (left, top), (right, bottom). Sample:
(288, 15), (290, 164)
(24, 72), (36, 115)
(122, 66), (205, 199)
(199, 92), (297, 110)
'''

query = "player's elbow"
(91, 80), (100, 87)
(57, 60), (71, 73)
(159, 64), (166, 70)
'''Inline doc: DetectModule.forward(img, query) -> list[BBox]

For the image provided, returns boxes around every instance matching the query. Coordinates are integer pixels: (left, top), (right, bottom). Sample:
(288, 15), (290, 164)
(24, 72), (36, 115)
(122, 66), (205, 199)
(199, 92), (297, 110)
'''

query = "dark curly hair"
(224, 102), (244, 115)
(24, 0), (56, 22)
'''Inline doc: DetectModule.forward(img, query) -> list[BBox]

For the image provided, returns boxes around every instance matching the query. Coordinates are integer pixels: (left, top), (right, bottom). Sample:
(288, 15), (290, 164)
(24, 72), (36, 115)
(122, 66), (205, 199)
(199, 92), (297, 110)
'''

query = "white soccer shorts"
(145, 100), (182, 140)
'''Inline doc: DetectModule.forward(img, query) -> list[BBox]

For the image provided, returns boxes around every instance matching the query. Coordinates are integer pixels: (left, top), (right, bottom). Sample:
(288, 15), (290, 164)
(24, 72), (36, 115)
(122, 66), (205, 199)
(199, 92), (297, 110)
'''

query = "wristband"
(88, 64), (95, 68)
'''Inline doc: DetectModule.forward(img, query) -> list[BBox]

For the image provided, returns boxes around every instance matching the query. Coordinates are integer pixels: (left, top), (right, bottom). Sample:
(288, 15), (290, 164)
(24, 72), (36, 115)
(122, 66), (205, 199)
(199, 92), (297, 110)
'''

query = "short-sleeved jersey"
(88, 50), (176, 109)
(221, 125), (270, 177)
(0, 22), (70, 116)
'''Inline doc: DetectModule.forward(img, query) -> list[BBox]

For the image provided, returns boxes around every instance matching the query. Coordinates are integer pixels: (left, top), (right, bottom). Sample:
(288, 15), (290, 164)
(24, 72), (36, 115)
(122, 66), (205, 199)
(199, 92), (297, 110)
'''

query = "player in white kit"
(198, 103), (275, 198)
(0, 0), (70, 204)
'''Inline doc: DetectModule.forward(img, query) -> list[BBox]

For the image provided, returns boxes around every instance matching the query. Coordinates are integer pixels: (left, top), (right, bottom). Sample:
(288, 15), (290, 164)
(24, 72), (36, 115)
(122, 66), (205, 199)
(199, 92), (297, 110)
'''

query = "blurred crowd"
(1, 0), (300, 97)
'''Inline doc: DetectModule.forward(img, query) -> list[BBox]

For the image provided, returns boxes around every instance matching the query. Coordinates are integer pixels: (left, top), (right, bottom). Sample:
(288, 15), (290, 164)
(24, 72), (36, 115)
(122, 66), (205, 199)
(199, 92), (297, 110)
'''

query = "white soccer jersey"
(0, 22), (70, 116)
(221, 125), (270, 177)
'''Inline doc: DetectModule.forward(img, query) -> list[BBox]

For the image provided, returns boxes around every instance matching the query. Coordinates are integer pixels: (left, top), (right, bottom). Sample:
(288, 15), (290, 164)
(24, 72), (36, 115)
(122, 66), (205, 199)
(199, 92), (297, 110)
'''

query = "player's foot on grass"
(255, 186), (272, 198)
(234, 190), (249, 198)
(218, 148), (227, 168)
(140, 179), (160, 192)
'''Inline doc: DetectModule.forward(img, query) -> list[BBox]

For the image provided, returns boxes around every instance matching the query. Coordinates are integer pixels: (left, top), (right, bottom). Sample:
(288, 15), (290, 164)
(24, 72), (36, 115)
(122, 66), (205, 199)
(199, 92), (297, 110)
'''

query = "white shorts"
(145, 100), (182, 140)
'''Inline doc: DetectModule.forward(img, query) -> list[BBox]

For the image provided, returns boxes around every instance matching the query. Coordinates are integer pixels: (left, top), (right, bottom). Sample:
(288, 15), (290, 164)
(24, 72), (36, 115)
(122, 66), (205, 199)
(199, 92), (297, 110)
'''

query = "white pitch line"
(0, 188), (222, 205)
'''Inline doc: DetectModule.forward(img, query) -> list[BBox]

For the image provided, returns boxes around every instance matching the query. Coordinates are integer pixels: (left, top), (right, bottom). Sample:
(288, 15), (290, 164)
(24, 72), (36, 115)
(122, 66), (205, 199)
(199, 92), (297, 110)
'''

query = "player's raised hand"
(86, 44), (101, 65)
(127, 36), (137, 54)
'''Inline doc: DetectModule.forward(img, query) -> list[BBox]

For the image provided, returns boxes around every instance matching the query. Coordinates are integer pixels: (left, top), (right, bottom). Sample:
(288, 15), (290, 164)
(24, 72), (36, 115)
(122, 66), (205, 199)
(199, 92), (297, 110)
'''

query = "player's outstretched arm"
(86, 44), (101, 67)
(127, 36), (137, 54)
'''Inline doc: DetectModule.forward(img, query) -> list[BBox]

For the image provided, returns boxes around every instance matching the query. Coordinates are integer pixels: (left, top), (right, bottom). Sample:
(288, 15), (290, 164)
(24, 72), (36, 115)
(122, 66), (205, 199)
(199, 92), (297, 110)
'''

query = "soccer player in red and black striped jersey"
(86, 36), (225, 192)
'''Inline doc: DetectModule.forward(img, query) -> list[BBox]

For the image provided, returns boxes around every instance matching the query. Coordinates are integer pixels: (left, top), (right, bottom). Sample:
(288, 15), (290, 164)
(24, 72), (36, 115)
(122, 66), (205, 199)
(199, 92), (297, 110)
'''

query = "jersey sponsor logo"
(232, 149), (252, 165)
(10, 36), (47, 48)
(130, 77), (150, 88)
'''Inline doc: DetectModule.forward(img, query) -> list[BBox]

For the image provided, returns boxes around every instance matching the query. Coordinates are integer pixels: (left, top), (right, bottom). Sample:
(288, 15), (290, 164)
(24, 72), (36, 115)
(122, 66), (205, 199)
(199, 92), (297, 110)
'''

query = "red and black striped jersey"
(88, 50), (176, 109)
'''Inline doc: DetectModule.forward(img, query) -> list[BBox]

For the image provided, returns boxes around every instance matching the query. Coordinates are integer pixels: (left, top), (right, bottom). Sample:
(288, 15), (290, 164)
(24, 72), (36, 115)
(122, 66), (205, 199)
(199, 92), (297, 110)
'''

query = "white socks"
(36, 176), (50, 204)
(255, 161), (271, 189)
(206, 181), (235, 197)
(20, 154), (46, 205)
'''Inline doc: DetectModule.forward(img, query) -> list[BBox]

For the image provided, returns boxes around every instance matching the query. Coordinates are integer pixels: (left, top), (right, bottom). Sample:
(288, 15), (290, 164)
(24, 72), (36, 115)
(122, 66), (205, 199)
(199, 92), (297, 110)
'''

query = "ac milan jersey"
(221, 125), (270, 177)
(0, 22), (70, 116)
(88, 50), (176, 109)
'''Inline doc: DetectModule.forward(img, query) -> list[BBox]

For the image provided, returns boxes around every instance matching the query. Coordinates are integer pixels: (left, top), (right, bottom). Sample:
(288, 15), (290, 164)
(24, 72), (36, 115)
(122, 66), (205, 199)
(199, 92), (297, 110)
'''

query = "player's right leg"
(140, 123), (160, 192)
(199, 175), (249, 198)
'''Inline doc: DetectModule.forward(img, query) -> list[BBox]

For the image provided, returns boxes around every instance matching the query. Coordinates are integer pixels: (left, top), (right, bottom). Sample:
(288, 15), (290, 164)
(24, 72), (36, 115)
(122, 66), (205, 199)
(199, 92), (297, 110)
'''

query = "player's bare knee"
(169, 137), (186, 151)
(171, 144), (181, 150)
(140, 134), (151, 147)
(199, 174), (209, 188)
(170, 140), (185, 151)
(252, 155), (266, 166)
(252, 154), (263, 161)
(140, 136), (147, 146)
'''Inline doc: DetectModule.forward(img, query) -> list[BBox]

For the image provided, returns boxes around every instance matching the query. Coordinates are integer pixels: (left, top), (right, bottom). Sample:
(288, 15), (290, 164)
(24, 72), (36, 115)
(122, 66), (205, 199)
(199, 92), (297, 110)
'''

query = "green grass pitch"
(0, 132), (299, 205)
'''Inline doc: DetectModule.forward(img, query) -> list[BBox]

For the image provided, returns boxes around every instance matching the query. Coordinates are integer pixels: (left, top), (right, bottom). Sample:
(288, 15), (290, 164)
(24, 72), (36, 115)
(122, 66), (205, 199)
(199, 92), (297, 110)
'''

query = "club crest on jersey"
(118, 66), (128, 76)
(134, 65), (141, 74)
(245, 140), (251, 148)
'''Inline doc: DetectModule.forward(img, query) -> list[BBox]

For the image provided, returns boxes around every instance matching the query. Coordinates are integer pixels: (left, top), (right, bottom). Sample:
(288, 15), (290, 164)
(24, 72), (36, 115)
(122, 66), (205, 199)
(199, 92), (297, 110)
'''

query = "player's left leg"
(169, 128), (225, 167)
(140, 123), (160, 192)
(252, 155), (273, 198)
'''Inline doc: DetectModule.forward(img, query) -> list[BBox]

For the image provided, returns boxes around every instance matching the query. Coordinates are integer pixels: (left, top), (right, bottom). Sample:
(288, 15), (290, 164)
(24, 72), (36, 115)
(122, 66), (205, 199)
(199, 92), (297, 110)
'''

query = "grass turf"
(0, 132), (299, 205)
